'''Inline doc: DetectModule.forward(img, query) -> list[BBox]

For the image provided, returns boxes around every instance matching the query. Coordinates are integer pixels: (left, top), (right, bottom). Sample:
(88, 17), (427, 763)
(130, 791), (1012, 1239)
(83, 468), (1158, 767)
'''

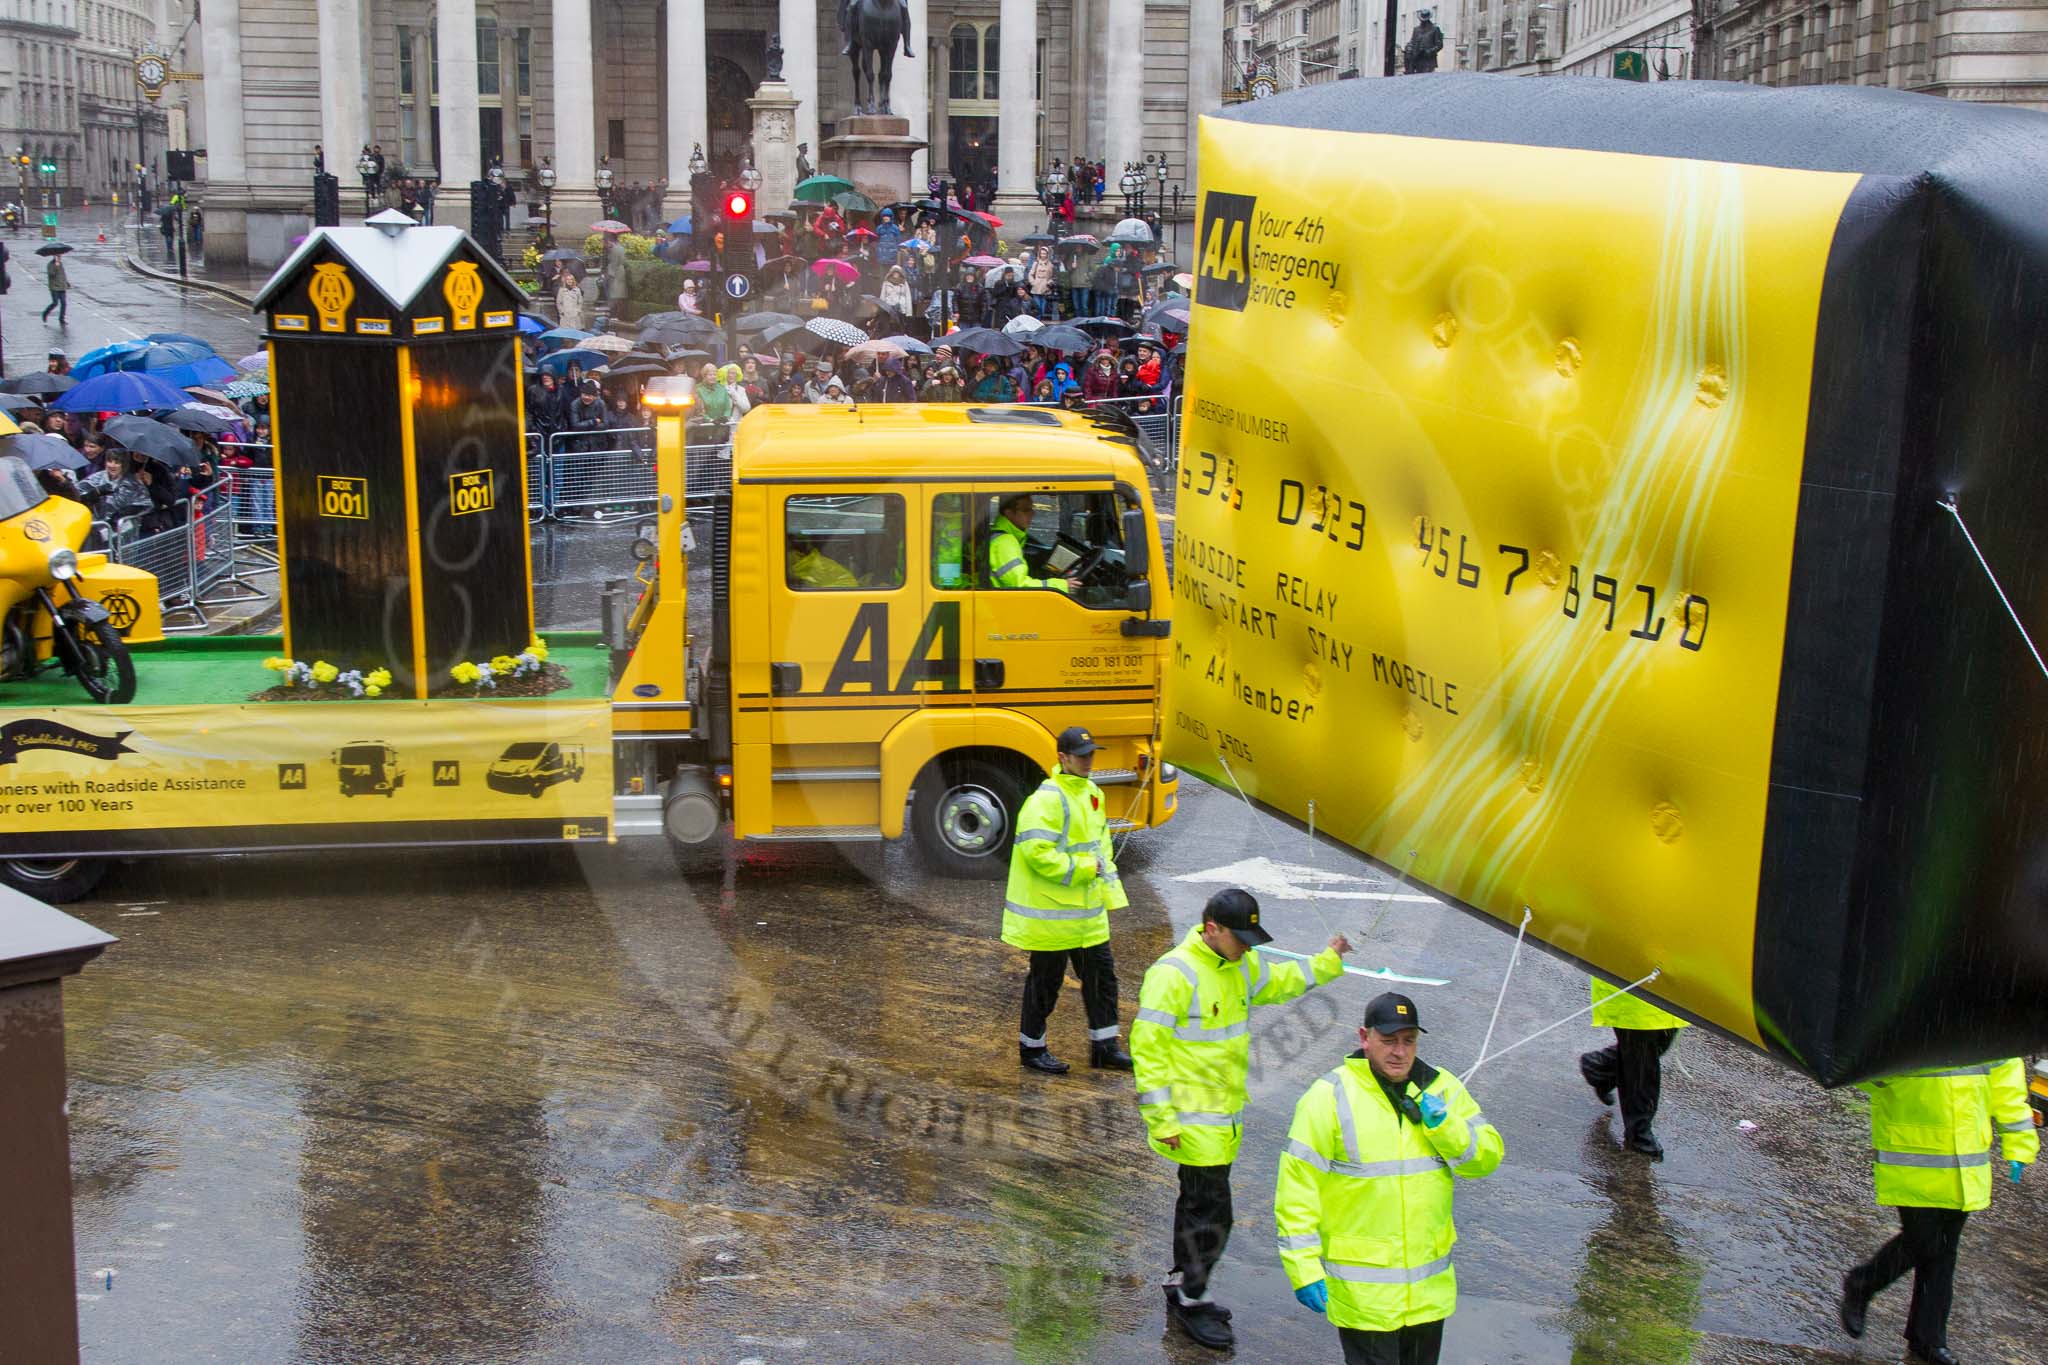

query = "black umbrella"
(948, 326), (1025, 357)
(1019, 232), (1059, 248)
(0, 373), (75, 396)
(162, 406), (240, 435)
(668, 348), (713, 366)
(736, 311), (804, 334)
(640, 318), (719, 347)
(1141, 262), (1182, 277)
(103, 414), (198, 464)
(539, 247), (585, 263)
(760, 321), (809, 347)
(0, 392), (36, 412)
(3, 431), (87, 471)
(605, 359), (672, 379)
(35, 242), (75, 256)
(1033, 325), (1095, 355)
(1069, 316), (1134, 338)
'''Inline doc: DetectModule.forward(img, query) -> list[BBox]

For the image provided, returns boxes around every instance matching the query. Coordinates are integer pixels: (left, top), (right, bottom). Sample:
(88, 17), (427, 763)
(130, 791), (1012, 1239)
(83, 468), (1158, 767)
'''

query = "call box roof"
(251, 218), (523, 318)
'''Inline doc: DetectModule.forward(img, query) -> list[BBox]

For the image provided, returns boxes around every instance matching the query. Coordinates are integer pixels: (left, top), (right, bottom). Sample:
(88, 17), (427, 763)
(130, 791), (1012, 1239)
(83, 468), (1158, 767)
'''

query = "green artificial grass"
(1, 633), (613, 708)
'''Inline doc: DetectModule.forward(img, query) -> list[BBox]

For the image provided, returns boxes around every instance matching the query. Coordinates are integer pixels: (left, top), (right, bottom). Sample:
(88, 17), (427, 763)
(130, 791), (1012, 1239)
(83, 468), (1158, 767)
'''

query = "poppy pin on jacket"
(1092, 794), (1100, 810)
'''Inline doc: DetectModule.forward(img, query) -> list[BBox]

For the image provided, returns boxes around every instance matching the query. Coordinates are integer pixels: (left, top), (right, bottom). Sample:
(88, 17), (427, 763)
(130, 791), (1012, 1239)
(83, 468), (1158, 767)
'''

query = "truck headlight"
(1159, 763), (1179, 783)
(46, 546), (78, 581)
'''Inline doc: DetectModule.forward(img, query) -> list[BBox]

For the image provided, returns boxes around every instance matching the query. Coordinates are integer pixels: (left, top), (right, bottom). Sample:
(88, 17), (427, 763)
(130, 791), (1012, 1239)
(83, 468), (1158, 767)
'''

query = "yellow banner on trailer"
(1166, 120), (1861, 1044)
(0, 700), (613, 851)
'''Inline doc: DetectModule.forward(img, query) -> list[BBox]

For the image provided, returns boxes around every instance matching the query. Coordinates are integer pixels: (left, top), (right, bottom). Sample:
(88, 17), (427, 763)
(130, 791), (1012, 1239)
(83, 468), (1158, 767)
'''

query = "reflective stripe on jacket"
(988, 513), (1068, 592)
(1275, 1055), (1503, 1332)
(1860, 1058), (2038, 1210)
(1000, 772), (1123, 951)
(1589, 976), (1688, 1031)
(1130, 926), (1342, 1166)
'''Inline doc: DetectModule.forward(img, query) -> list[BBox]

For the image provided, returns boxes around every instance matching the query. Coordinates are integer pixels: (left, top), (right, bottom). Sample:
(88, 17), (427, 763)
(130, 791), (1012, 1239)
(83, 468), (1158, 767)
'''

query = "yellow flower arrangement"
(311, 660), (339, 684)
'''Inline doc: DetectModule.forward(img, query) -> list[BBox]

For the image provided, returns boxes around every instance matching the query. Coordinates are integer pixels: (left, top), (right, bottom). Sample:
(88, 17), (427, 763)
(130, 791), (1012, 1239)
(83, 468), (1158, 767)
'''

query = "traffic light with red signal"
(721, 187), (753, 231)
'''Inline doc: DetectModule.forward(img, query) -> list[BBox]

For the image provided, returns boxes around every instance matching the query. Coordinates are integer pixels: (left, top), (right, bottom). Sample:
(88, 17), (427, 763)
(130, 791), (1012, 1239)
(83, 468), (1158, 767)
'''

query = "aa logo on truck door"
(1197, 191), (1256, 312)
(823, 602), (964, 694)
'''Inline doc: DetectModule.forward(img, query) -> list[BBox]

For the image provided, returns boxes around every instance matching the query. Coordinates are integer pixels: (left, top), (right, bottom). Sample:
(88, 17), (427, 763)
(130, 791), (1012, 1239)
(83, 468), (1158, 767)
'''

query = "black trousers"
(1338, 1318), (1444, 1365)
(1853, 1205), (1968, 1352)
(1172, 1161), (1233, 1302)
(1018, 943), (1119, 1047)
(1580, 1027), (1676, 1140)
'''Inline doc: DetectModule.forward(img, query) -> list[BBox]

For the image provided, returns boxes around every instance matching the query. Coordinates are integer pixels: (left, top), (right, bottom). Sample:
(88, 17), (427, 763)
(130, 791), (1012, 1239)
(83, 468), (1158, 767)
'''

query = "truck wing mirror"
(1121, 507), (1150, 581)
(1126, 579), (1152, 614)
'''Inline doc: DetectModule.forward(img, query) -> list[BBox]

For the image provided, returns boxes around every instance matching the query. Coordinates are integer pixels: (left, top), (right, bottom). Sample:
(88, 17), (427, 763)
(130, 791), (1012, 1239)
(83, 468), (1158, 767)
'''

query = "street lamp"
(356, 149), (377, 214)
(536, 156), (555, 245)
(1152, 154), (1168, 222)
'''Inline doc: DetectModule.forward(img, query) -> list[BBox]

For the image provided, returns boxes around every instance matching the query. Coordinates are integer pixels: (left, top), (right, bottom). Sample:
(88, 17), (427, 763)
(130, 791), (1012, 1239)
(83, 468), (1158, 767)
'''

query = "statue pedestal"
(748, 81), (803, 215)
(821, 116), (928, 213)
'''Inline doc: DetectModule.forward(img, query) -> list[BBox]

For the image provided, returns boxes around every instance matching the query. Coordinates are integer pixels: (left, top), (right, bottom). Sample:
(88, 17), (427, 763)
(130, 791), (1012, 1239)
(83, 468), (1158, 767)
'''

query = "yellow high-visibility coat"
(1276, 1055), (1503, 1332)
(1860, 1058), (2037, 1211)
(1130, 926), (1342, 1166)
(1001, 771), (1124, 952)
(1589, 977), (1689, 1031)
(989, 513), (1069, 592)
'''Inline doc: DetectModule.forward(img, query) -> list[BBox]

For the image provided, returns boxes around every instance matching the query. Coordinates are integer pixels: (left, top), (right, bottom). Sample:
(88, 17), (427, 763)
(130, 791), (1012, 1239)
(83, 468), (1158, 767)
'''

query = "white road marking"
(1174, 855), (1437, 903)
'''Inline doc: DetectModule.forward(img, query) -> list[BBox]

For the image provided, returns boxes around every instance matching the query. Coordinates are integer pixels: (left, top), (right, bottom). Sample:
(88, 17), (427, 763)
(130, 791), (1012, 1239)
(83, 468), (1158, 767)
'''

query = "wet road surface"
(1, 218), (263, 377)
(60, 780), (2046, 1363)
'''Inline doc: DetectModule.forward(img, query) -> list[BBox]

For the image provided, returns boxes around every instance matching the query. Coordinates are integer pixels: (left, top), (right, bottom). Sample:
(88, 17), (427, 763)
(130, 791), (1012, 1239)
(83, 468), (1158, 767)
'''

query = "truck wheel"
(912, 758), (1025, 880)
(0, 856), (109, 904)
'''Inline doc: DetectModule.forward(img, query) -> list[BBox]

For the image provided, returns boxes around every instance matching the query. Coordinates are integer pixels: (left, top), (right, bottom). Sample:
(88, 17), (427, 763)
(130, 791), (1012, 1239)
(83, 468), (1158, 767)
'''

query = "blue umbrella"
(516, 312), (550, 336)
(540, 327), (592, 352)
(49, 370), (193, 413)
(71, 340), (151, 379)
(143, 332), (213, 349)
(666, 216), (691, 234)
(536, 348), (609, 375)
(151, 357), (239, 388)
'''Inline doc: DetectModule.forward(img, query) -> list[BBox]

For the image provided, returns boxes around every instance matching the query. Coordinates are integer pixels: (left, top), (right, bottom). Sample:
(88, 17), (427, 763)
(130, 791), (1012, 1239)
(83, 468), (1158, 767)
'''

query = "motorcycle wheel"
(59, 615), (136, 704)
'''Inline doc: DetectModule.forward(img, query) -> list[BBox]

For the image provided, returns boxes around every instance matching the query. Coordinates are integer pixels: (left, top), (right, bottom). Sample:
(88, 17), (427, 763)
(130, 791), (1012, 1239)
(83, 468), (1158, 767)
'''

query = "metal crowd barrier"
(103, 479), (253, 632)
(223, 456), (278, 566)
(534, 429), (729, 519)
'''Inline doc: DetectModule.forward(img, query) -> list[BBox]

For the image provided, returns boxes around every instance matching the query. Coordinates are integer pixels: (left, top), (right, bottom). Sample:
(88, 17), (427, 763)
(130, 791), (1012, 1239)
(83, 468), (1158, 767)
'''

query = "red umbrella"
(811, 258), (859, 282)
(970, 211), (1003, 228)
(963, 254), (1006, 268)
(846, 226), (877, 241)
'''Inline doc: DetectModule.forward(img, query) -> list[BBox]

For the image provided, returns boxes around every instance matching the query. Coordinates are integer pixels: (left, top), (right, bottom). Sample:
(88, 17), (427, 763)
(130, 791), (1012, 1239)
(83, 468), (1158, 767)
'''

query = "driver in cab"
(990, 492), (1079, 594)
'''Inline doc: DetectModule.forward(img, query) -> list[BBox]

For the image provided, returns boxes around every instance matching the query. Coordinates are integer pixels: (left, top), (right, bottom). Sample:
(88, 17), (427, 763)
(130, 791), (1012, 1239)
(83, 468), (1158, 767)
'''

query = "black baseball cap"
(1203, 887), (1272, 947)
(1055, 726), (1098, 756)
(1363, 993), (1426, 1035)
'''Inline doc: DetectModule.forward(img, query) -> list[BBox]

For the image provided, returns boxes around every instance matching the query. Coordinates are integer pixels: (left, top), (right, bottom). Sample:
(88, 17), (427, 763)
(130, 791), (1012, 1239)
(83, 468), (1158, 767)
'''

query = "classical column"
(1105, 0), (1144, 187)
(198, 0), (245, 185)
(500, 26), (521, 170)
(991, 0), (1039, 217)
(317, 0), (368, 167)
(553, 0), (598, 199)
(899, 0), (929, 183)
(666, 0), (708, 184)
(780, 0), (820, 179)
(438, 0), (481, 185)
(1185, 0), (1223, 199)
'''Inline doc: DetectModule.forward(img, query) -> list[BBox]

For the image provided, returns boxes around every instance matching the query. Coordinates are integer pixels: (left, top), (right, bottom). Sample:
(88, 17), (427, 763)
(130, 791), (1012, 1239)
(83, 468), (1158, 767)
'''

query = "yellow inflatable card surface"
(1169, 118), (1860, 1046)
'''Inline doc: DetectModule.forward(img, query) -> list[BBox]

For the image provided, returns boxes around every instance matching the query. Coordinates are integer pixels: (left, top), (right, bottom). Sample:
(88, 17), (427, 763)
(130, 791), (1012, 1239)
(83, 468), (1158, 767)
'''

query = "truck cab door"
(971, 484), (1153, 704)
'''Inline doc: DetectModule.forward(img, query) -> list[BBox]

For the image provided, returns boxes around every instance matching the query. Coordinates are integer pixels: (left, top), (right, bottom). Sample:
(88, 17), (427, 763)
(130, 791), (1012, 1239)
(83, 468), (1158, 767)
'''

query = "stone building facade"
(1696, 0), (2048, 107)
(0, 0), (172, 209)
(181, 0), (1224, 268)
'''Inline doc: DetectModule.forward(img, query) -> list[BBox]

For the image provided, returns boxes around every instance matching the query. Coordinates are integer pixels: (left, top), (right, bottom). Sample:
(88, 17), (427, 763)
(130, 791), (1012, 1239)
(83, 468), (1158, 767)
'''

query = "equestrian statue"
(838, 0), (914, 116)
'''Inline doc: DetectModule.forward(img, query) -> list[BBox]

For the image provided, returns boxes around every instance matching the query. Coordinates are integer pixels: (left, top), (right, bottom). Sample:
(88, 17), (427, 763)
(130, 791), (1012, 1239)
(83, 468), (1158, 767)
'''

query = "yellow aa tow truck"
(611, 385), (1180, 875)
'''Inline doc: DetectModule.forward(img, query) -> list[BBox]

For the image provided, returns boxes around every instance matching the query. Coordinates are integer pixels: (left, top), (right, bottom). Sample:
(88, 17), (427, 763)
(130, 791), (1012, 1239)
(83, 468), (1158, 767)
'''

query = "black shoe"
(1090, 1039), (1134, 1070)
(1579, 1053), (1615, 1106)
(1166, 1297), (1235, 1350)
(1019, 1046), (1069, 1075)
(1625, 1129), (1665, 1160)
(1908, 1347), (1959, 1365)
(1837, 1269), (1868, 1338)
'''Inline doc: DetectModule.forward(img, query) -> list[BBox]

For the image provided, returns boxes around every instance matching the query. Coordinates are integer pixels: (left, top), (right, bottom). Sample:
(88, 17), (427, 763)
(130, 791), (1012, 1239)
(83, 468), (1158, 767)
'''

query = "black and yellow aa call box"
(252, 213), (533, 698)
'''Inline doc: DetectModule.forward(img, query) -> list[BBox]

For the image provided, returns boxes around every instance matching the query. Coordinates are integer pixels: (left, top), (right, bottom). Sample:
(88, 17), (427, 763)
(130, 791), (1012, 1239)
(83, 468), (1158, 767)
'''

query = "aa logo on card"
(277, 763), (307, 790)
(1196, 191), (1256, 312)
(433, 761), (461, 786)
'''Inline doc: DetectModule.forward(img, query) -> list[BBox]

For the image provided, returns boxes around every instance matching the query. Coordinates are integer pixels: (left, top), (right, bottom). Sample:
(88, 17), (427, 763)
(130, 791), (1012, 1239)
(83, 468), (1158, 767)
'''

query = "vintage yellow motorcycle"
(0, 454), (162, 704)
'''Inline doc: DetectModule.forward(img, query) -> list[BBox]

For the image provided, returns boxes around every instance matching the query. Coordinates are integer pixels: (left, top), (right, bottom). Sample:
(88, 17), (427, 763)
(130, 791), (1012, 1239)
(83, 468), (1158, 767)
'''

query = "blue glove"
(2012, 1160), (2025, 1184)
(1294, 1280), (1328, 1314)
(1418, 1092), (1448, 1129)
